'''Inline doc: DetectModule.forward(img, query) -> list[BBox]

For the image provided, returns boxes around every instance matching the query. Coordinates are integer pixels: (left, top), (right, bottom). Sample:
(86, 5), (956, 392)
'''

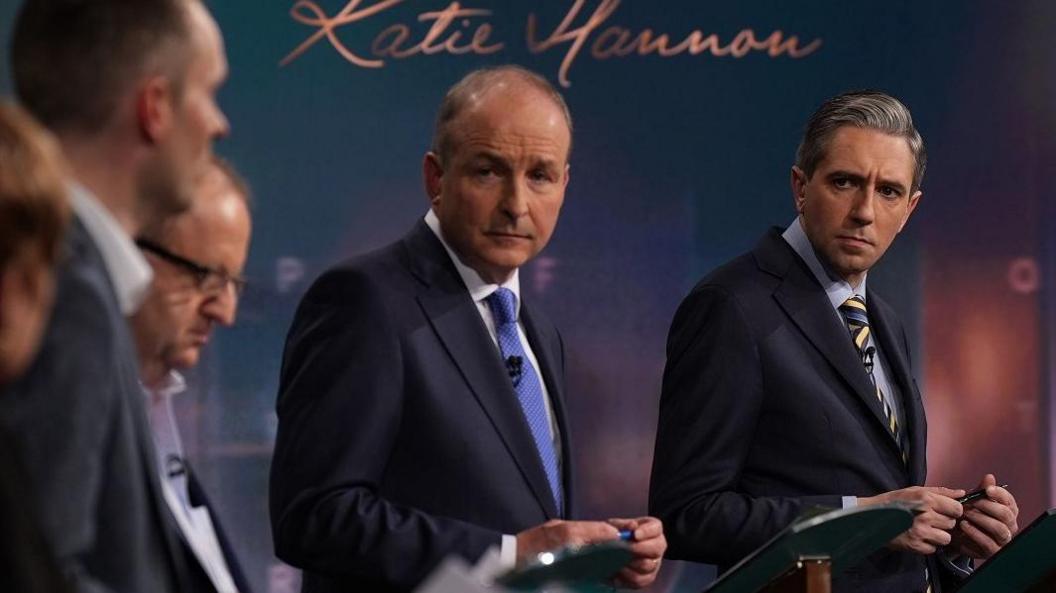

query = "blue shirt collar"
(781, 217), (867, 309)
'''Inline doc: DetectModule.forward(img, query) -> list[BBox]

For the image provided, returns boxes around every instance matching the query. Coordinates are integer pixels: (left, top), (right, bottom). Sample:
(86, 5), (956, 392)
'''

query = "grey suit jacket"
(0, 217), (186, 593)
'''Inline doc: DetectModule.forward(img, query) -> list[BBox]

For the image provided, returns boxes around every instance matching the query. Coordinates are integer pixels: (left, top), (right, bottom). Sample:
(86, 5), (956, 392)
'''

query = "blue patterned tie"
(485, 287), (563, 515)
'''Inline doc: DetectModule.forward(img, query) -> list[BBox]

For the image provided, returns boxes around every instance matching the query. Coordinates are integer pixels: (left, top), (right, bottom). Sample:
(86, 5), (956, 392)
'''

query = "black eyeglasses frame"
(135, 238), (247, 295)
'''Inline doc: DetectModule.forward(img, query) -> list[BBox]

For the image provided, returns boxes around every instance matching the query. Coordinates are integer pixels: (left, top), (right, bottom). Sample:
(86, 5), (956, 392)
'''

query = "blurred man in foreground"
(1, 1), (229, 591)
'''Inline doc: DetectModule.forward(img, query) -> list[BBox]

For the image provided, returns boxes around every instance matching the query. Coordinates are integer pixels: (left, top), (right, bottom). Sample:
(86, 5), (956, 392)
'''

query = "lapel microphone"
(166, 454), (186, 479)
(505, 355), (523, 384)
(863, 346), (876, 374)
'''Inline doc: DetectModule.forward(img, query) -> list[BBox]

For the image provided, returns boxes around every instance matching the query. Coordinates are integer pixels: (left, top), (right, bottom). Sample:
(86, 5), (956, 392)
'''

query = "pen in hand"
(956, 484), (1009, 504)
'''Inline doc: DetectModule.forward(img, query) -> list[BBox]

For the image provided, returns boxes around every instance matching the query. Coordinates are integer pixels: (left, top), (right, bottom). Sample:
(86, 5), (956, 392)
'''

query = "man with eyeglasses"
(131, 157), (253, 593)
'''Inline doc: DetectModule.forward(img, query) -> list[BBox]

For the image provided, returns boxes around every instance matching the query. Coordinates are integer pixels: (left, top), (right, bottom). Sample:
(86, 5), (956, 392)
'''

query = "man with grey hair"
(270, 65), (665, 593)
(649, 90), (1018, 592)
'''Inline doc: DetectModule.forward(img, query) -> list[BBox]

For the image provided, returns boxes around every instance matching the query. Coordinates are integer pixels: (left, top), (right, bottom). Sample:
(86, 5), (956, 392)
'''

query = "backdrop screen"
(1, 1), (1053, 591)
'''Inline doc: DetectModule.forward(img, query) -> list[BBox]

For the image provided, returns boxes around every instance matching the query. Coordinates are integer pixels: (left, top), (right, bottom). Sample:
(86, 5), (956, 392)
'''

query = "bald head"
(169, 166), (249, 243)
(432, 66), (573, 164)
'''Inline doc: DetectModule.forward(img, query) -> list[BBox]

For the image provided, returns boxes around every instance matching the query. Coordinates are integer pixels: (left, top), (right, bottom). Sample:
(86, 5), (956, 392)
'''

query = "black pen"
(957, 484), (1009, 504)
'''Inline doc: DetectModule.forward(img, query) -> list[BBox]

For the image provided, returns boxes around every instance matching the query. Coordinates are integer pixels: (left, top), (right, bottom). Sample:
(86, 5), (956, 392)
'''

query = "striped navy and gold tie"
(838, 295), (909, 465)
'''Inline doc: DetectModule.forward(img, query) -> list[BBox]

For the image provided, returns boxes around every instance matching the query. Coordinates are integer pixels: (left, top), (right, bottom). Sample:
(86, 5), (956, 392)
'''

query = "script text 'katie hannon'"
(280, 0), (823, 87)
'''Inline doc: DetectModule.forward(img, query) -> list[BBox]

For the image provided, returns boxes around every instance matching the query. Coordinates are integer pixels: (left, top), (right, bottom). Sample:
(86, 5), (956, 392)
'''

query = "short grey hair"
(796, 90), (927, 192)
(431, 65), (573, 163)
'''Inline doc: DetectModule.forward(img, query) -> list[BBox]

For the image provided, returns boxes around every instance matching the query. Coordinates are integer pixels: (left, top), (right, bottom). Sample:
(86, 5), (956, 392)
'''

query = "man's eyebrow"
(467, 151), (508, 164)
(825, 170), (909, 193)
(825, 170), (864, 181)
(528, 154), (565, 170)
(876, 177), (908, 193)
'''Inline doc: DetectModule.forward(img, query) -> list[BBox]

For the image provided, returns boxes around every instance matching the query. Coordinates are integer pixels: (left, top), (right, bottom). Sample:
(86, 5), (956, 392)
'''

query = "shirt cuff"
(500, 534), (517, 569)
(842, 496), (859, 509)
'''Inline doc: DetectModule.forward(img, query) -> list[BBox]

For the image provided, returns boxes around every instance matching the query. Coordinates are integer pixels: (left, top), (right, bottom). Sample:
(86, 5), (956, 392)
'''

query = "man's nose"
(201, 285), (239, 327)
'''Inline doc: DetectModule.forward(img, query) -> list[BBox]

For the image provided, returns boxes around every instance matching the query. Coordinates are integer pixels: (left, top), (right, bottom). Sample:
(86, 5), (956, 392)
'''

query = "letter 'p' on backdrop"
(1, 1), (1054, 590)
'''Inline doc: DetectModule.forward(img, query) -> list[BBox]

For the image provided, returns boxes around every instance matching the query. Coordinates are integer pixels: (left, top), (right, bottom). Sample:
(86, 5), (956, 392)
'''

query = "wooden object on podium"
(955, 508), (1056, 593)
(702, 504), (915, 593)
(759, 557), (832, 593)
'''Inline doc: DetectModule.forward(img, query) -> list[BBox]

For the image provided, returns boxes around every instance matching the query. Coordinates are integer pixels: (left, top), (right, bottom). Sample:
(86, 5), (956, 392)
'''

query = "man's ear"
(790, 166), (809, 214)
(136, 76), (175, 144)
(423, 152), (444, 208)
(899, 190), (923, 232)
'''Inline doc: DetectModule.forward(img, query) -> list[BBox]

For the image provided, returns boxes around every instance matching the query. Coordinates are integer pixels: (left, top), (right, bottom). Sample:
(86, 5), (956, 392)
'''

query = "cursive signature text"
(282, 0), (823, 87)
(281, 0), (502, 68)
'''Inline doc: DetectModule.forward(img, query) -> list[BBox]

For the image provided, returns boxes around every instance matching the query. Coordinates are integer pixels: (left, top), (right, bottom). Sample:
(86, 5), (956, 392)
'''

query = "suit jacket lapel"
(404, 223), (559, 519)
(185, 464), (254, 593)
(868, 294), (927, 483)
(758, 231), (902, 456)
(520, 304), (573, 518)
(125, 353), (189, 583)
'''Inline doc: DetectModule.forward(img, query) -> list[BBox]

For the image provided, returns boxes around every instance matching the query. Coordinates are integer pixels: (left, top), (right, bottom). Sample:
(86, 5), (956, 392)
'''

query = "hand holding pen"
(607, 517), (666, 588)
(956, 483), (1009, 505)
(948, 474), (1019, 560)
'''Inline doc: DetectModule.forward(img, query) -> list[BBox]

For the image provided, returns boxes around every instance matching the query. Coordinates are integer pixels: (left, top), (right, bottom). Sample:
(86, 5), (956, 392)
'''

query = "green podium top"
(955, 508), (1056, 593)
(703, 504), (915, 593)
(497, 540), (633, 592)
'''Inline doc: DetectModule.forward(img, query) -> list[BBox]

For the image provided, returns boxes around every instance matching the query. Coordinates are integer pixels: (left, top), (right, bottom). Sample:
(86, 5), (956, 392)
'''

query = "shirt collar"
(424, 209), (521, 317)
(144, 370), (187, 401)
(781, 216), (867, 309)
(68, 182), (153, 315)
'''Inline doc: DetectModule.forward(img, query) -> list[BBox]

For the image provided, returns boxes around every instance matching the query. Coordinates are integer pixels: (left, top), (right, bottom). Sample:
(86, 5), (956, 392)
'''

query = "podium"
(703, 504), (915, 593)
(955, 508), (1056, 593)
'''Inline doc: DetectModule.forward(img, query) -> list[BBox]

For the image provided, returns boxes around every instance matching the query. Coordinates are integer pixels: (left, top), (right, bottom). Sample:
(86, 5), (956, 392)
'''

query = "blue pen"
(618, 529), (635, 542)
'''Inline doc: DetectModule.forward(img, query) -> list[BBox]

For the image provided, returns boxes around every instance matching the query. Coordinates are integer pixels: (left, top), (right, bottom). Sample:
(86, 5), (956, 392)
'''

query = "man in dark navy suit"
(269, 66), (665, 593)
(649, 91), (1019, 592)
(132, 158), (254, 593)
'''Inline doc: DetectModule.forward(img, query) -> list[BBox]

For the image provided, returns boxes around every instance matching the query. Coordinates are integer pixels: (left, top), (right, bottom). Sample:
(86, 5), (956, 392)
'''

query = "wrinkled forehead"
(817, 127), (916, 177)
(449, 85), (571, 161)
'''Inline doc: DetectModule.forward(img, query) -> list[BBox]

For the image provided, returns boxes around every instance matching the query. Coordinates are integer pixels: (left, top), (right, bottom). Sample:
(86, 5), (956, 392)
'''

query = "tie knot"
(486, 287), (518, 326)
(839, 295), (869, 327)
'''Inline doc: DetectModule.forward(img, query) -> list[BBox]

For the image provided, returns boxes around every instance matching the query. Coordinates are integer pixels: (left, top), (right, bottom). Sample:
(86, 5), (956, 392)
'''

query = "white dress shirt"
(145, 372), (240, 593)
(424, 210), (563, 568)
(68, 183), (152, 315)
